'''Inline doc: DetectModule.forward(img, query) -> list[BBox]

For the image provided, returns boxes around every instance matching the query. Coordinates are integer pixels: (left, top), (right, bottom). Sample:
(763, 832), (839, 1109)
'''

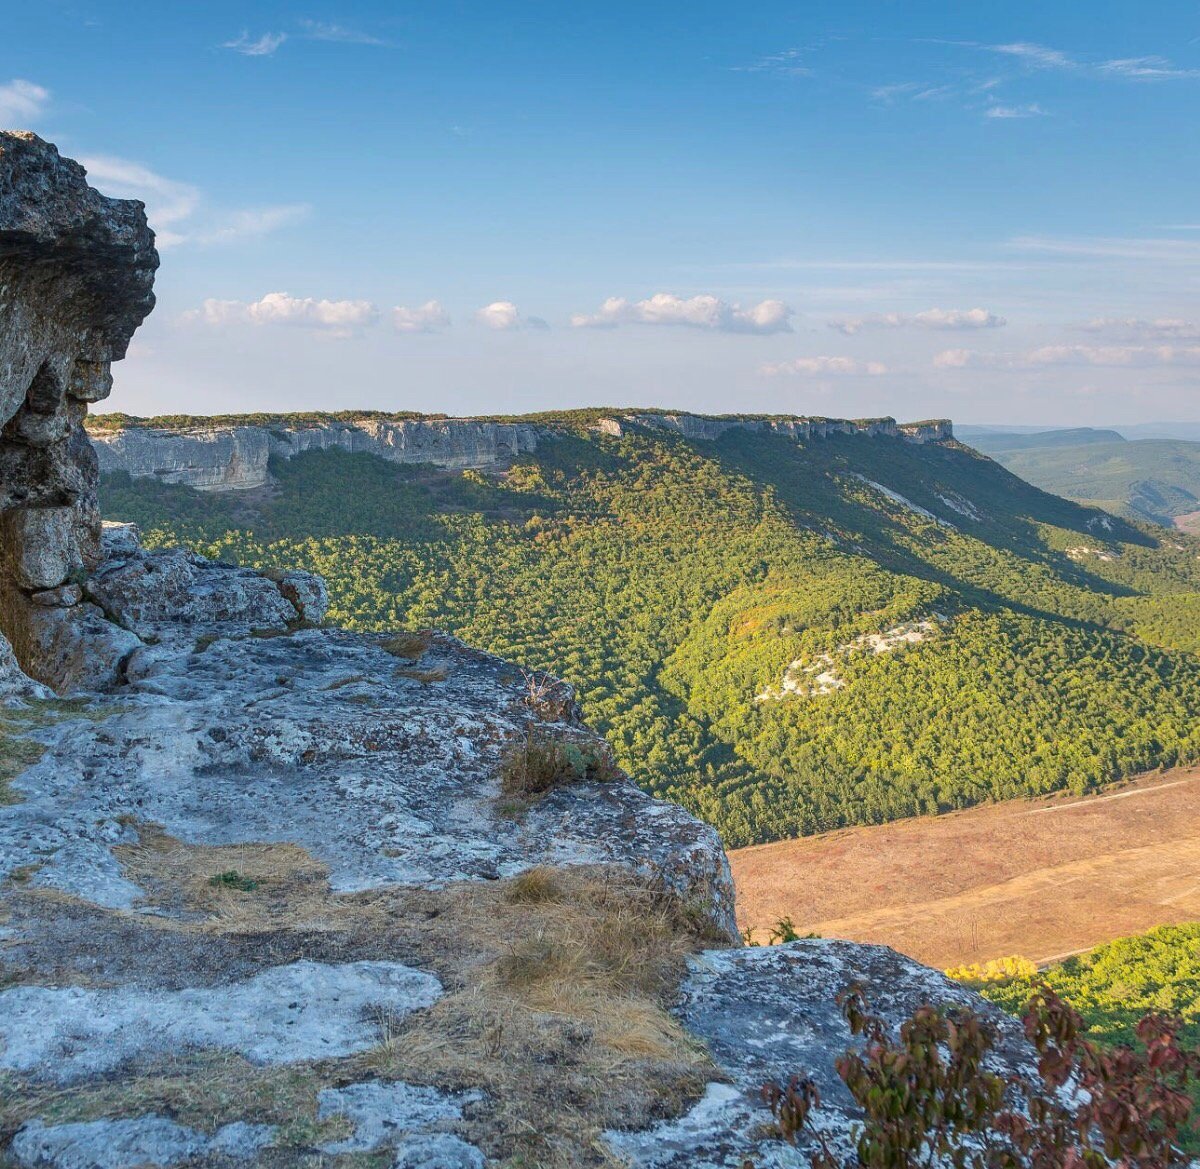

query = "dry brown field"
(729, 768), (1200, 970)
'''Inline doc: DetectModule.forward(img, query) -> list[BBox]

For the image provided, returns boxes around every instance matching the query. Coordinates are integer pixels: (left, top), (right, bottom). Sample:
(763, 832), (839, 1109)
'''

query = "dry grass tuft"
(368, 869), (716, 1167)
(504, 866), (563, 905)
(381, 629), (434, 660)
(500, 726), (618, 800)
(395, 665), (451, 685)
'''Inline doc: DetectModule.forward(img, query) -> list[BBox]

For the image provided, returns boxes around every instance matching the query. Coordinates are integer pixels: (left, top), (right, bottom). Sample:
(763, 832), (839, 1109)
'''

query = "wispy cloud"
(984, 102), (1048, 119)
(934, 344), (1200, 369)
(194, 204), (312, 245)
(393, 301), (451, 333)
(81, 154), (307, 249)
(184, 292), (379, 337)
(571, 293), (793, 334)
(983, 41), (1198, 81)
(735, 48), (812, 77)
(871, 81), (956, 103)
(1010, 234), (1200, 262)
(221, 31), (287, 57)
(0, 79), (50, 125)
(829, 307), (1006, 335)
(1078, 317), (1200, 342)
(761, 356), (887, 377)
(298, 20), (389, 46)
(989, 42), (1075, 70)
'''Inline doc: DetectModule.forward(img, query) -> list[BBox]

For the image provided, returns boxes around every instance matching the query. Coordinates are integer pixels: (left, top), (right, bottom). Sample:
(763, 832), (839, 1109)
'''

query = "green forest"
(99, 416), (1200, 847)
(977, 924), (1200, 1150)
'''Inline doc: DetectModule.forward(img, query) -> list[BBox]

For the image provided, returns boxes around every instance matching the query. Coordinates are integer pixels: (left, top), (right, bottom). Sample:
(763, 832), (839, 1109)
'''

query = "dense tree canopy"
(102, 420), (1200, 847)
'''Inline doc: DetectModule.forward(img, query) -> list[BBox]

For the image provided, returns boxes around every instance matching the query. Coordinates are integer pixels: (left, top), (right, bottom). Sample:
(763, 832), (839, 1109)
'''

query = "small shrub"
(520, 668), (575, 721)
(946, 954), (1039, 984)
(382, 630), (433, 660)
(499, 726), (619, 798)
(759, 984), (1200, 1168)
(208, 870), (259, 892)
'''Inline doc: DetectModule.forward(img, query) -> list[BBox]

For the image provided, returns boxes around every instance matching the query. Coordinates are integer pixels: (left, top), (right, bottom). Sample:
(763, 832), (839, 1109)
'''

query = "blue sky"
(4, 1), (1200, 423)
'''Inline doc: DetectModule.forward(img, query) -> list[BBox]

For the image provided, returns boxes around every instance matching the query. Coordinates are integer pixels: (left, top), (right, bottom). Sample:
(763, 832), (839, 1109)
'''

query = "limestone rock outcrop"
(89, 411), (955, 493)
(0, 132), (158, 683)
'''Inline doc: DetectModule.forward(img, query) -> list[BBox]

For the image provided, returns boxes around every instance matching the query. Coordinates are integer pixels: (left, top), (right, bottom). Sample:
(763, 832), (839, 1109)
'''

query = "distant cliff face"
(90, 411), (954, 492)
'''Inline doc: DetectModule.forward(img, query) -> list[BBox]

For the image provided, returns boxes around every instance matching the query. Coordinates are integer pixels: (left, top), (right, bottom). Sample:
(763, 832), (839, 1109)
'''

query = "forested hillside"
(100, 413), (1200, 847)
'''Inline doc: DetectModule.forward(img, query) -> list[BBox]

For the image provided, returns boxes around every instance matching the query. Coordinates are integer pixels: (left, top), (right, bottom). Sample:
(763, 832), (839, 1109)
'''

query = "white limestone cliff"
(89, 412), (955, 492)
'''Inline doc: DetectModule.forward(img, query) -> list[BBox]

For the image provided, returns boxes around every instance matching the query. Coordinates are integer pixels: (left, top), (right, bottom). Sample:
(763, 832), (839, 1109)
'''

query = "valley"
(730, 767), (1200, 969)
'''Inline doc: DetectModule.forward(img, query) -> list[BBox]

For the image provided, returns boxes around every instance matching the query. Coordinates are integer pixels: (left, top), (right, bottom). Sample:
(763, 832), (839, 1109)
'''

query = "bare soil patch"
(730, 768), (1200, 969)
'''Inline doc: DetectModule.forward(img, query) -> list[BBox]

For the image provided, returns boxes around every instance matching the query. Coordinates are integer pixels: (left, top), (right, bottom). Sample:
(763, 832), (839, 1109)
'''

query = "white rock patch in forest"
(1065, 546), (1119, 562)
(0, 960), (442, 1082)
(850, 474), (958, 529)
(757, 615), (948, 702)
(935, 490), (983, 521)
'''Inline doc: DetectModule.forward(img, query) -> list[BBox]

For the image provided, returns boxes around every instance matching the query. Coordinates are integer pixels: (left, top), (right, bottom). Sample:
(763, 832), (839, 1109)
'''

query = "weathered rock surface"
(606, 941), (1031, 1167)
(89, 412), (955, 492)
(0, 131), (158, 681)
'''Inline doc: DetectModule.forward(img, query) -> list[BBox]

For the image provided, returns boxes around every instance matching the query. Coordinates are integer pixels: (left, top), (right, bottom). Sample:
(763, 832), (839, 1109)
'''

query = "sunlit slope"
(102, 417), (1200, 847)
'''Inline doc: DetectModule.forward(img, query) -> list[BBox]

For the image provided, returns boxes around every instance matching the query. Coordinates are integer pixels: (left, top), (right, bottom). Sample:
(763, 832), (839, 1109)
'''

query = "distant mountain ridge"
(965, 426), (1200, 531)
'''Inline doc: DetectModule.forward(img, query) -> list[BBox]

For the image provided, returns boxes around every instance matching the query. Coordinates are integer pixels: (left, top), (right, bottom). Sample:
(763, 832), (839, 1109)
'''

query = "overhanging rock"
(0, 131), (158, 686)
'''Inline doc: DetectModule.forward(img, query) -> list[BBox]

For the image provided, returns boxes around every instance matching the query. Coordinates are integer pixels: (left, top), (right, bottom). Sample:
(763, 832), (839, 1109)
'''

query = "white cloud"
(80, 155), (201, 247)
(830, 307), (1006, 335)
(761, 356), (888, 377)
(185, 292), (379, 337)
(1099, 56), (1199, 80)
(933, 344), (1200, 369)
(195, 204), (312, 245)
(0, 79), (50, 125)
(393, 300), (451, 333)
(985, 103), (1048, 119)
(1078, 317), (1200, 342)
(735, 48), (812, 77)
(222, 31), (287, 56)
(983, 41), (1197, 81)
(1027, 344), (1200, 367)
(571, 293), (793, 334)
(871, 82), (955, 103)
(476, 301), (548, 330)
(80, 154), (307, 249)
(298, 20), (388, 45)
(989, 42), (1075, 70)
